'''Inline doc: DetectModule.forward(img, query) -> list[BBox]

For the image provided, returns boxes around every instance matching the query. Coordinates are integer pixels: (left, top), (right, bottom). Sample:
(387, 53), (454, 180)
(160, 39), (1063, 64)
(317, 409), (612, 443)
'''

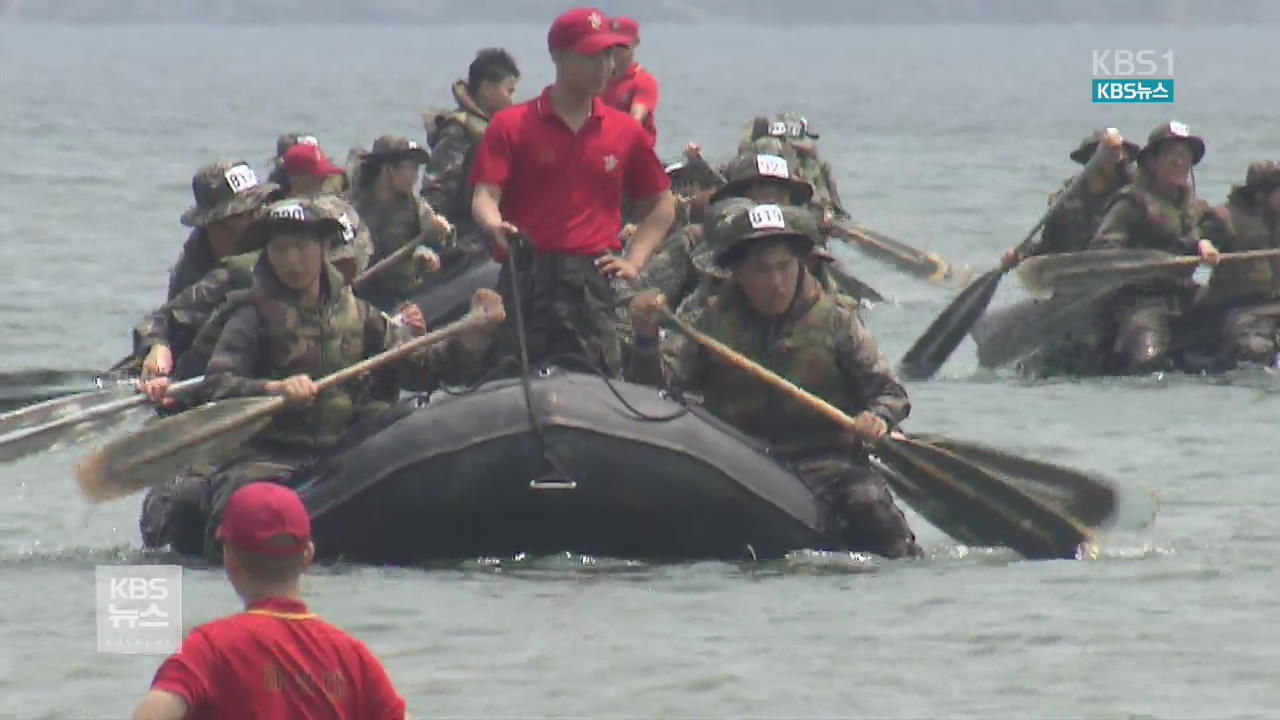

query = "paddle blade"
(970, 291), (1110, 369)
(76, 397), (280, 503)
(0, 396), (148, 465)
(898, 268), (1004, 380)
(0, 386), (135, 439)
(1016, 248), (1179, 297)
(912, 434), (1157, 531)
(831, 221), (973, 289)
(876, 437), (1089, 559)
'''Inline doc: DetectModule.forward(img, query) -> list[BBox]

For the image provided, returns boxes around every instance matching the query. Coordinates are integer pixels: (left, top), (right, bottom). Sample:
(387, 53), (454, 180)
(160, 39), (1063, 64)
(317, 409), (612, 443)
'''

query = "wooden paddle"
(1017, 248), (1280, 298)
(828, 219), (973, 289)
(76, 303), (501, 503)
(0, 376), (204, 465)
(656, 307), (1093, 559)
(898, 129), (1128, 381)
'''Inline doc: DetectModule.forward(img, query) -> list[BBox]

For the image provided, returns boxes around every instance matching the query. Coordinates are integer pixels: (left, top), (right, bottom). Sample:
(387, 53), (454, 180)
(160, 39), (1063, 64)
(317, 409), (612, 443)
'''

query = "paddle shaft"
(128, 309), (492, 469)
(353, 234), (427, 290)
(1146, 247), (1280, 268)
(1014, 132), (1125, 260)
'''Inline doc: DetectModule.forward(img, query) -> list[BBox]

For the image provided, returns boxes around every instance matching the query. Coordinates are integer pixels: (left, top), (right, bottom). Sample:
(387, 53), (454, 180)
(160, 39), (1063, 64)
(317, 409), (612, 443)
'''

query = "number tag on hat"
(337, 212), (355, 242)
(406, 140), (420, 150)
(767, 121), (788, 138)
(747, 204), (786, 230)
(755, 154), (790, 179)
(1169, 121), (1190, 137)
(295, 135), (319, 147)
(270, 204), (306, 222)
(224, 164), (259, 194)
(785, 121), (805, 138)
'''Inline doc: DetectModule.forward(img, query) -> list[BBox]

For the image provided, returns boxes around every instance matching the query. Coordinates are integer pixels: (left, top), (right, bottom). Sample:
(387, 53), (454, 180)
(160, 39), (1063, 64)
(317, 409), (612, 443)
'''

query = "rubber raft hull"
(296, 370), (830, 564)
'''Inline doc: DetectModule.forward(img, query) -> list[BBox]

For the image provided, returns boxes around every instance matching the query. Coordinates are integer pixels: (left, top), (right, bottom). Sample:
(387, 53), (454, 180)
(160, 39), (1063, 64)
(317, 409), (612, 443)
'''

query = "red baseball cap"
(548, 8), (631, 55)
(611, 17), (639, 43)
(282, 143), (343, 179)
(215, 482), (312, 555)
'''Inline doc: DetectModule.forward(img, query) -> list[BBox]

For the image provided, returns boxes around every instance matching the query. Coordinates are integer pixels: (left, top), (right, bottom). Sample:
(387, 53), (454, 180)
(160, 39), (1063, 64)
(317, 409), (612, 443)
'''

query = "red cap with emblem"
(611, 17), (639, 43)
(215, 482), (312, 555)
(282, 143), (344, 179)
(548, 8), (631, 55)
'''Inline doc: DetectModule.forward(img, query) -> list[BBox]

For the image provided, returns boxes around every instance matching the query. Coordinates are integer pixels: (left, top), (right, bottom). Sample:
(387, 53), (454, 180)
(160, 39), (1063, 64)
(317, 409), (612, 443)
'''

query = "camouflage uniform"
(630, 205), (918, 558)
(142, 199), (482, 558)
(1089, 122), (1209, 373)
(1197, 161), (1280, 365)
(421, 81), (491, 264)
(168, 161), (277, 300)
(349, 135), (450, 311)
(1019, 131), (1138, 376)
(133, 197), (367, 379)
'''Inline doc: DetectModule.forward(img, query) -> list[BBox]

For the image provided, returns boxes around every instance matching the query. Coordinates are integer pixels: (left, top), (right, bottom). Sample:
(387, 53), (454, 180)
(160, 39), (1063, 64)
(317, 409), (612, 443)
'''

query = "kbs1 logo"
(96, 564), (183, 654)
(1092, 49), (1174, 104)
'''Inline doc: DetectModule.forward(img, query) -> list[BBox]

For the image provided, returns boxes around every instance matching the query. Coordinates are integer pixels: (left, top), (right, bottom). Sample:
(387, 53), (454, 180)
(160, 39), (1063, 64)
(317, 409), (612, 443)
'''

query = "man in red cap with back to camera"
(470, 7), (675, 378)
(601, 16), (659, 144)
(131, 482), (411, 720)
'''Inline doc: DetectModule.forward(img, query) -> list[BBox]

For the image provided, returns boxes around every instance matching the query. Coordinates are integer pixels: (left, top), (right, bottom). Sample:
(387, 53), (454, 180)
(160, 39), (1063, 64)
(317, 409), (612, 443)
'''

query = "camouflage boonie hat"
(713, 203), (819, 268)
(305, 195), (368, 268)
(739, 112), (820, 154)
(180, 161), (279, 228)
(366, 135), (431, 164)
(709, 151), (815, 206)
(1136, 121), (1205, 166)
(692, 197), (755, 278)
(1243, 161), (1280, 191)
(1069, 128), (1140, 165)
(244, 197), (351, 251)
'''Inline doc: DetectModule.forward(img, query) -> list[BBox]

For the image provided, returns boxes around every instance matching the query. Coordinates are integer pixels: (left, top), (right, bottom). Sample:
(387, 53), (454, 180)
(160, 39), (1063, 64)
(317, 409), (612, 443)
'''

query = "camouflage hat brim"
(708, 177), (814, 207)
(689, 242), (730, 279)
(1070, 140), (1141, 165)
(180, 182), (278, 228)
(712, 228), (814, 269)
(243, 215), (344, 249)
(1136, 136), (1206, 166)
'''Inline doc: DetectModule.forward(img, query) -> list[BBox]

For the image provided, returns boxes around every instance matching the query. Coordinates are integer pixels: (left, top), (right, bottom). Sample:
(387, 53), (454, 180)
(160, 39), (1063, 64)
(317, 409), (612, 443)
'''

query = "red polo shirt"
(470, 85), (670, 257)
(150, 597), (406, 719)
(601, 63), (659, 143)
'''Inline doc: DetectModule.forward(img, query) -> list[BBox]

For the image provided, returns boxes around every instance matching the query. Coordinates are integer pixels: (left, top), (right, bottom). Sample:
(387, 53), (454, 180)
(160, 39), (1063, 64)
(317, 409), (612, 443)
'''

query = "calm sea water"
(1, 21), (1277, 720)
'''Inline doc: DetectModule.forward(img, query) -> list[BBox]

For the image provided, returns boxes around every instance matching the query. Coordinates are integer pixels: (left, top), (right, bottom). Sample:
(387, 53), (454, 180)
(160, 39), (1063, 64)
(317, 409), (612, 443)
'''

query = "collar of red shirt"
(245, 597), (312, 618)
(534, 85), (606, 125)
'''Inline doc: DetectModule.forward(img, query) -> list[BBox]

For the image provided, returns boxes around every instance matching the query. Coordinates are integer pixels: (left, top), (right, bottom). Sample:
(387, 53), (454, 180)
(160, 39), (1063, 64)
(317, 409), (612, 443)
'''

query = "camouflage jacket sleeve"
(624, 316), (709, 391)
(204, 305), (271, 399)
(1089, 195), (1140, 250)
(359, 302), (487, 389)
(420, 123), (472, 218)
(635, 229), (696, 300)
(832, 303), (911, 426)
(1197, 206), (1235, 251)
(133, 267), (235, 354)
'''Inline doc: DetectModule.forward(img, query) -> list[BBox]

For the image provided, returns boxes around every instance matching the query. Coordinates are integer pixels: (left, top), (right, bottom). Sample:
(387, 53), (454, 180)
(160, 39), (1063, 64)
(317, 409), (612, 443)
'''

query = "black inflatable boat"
(295, 369), (831, 564)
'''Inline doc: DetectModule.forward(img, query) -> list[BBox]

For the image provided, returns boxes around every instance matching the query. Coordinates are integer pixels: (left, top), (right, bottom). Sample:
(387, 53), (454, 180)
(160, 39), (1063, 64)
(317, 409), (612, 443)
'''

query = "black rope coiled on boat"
(540, 353), (689, 422)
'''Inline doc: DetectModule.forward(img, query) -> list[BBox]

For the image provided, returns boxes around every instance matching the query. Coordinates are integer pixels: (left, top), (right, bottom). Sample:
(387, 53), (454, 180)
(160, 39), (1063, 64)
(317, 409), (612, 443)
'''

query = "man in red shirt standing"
(602, 17), (659, 145)
(132, 483), (409, 720)
(471, 7), (675, 377)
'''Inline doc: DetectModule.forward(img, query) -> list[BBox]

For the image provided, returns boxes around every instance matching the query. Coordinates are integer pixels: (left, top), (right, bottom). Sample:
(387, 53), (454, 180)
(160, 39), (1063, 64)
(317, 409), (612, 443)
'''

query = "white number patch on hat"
(295, 135), (319, 146)
(337, 212), (355, 242)
(1168, 121), (1190, 137)
(406, 140), (420, 150)
(755, 154), (790, 179)
(270, 204), (306, 222)
(785, 121), (805, 138)
(747, 204), (786, 230)
(768, 121), (788, 137)
(224, 164), (259, 194)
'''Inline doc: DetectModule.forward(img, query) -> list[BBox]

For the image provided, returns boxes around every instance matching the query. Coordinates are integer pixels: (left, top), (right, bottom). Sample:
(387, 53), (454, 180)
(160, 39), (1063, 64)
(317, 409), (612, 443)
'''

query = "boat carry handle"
(529, 478), (578, 491)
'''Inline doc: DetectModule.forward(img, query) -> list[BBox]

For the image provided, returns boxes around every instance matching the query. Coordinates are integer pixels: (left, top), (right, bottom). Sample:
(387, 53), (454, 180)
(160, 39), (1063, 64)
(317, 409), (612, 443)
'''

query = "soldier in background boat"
(1194, 161), (1280, 367)
(1088, 121), (1220, 374)
(140, 197), (502, 559)
(421, 48), (521, 270)
(349, 135), (452, 312)
(601, 17), (659, 145)
(628, 203), (920, 558)
(278, 141), (374, 277)
(166, 161), (277, 302)
(738, 113), (849, 220)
